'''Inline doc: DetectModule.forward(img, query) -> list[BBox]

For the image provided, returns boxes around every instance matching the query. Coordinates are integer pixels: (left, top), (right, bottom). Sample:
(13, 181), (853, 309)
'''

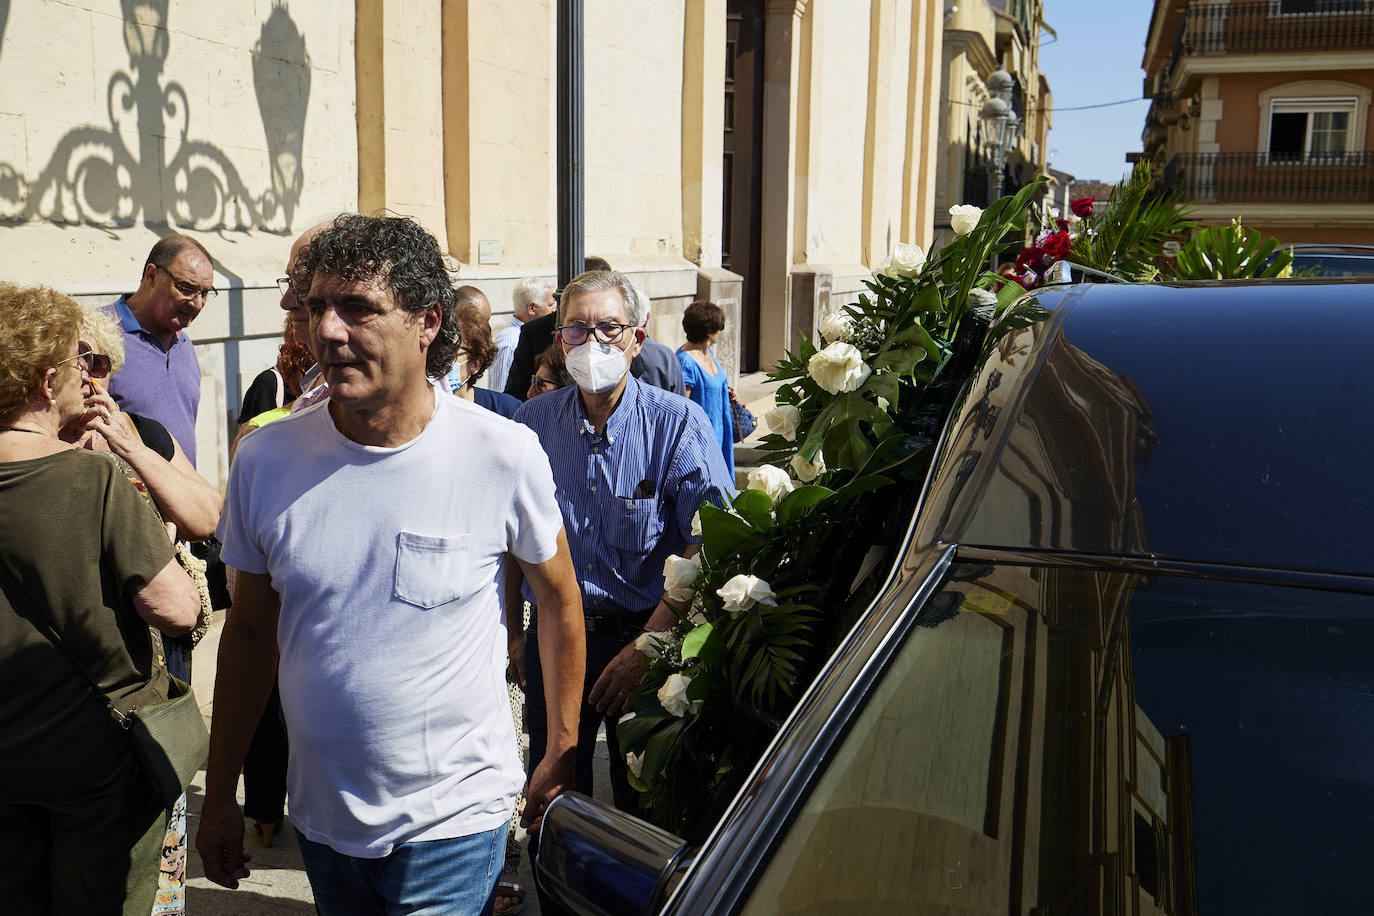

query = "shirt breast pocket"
(393, 531), (471, 609)
(604, 498), (664, 556)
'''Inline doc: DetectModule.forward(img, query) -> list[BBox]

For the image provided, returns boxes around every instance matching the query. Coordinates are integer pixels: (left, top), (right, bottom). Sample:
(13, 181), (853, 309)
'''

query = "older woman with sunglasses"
(0, 283), (201, 914)
(65, 308), (222, 542)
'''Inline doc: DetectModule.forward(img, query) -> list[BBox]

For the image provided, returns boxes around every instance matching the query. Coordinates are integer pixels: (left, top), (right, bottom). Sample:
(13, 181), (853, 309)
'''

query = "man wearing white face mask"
(513, 270), (734, 817)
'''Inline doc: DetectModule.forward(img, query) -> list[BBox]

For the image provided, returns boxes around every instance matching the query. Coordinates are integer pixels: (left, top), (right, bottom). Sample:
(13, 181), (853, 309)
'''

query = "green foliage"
(1068, 159), (1194, 281)
(1170, 219), (1294, 279)
(616, 176), (1052, 841)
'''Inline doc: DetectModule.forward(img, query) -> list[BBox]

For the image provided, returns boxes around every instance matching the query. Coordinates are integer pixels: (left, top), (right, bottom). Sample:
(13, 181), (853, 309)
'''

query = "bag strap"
(272, 367), (285, 407)
(0, 566), (164, 730)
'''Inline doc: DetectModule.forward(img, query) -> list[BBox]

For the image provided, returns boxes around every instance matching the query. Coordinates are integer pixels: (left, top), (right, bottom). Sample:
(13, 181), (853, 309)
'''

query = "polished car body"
(539, 279), (1374, 915)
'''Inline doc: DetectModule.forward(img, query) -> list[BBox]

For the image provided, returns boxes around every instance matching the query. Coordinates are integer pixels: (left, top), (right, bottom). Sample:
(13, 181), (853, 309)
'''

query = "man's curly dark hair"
(293, 214), (461, 379)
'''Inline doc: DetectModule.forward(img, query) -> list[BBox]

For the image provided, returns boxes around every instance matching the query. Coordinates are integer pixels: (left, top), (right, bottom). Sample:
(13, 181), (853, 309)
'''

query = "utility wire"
(946, 96), (1149, 112)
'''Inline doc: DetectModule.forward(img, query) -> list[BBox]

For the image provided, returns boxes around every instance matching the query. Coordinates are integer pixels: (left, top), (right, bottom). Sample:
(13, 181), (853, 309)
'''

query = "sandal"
(493, 877), (525, 915)
(252, 819), (280, 848)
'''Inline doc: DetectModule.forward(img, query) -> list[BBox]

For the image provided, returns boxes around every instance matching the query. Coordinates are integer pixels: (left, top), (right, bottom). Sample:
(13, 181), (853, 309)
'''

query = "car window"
(739, 562), (1374, 914)
(1292, 255), (1374, 278)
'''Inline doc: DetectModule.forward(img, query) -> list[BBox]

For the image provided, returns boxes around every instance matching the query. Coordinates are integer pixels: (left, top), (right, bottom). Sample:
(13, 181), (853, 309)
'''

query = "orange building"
(1139, 0), (1374, 245)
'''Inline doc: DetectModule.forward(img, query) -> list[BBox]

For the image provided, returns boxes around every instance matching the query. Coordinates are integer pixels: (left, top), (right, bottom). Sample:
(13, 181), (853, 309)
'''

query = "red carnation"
(1041, 229), (1072, 260)
(1070, 197), (1094, 218)
(1055, 218), (1070, 231)
(1015, 246), (1047, 274)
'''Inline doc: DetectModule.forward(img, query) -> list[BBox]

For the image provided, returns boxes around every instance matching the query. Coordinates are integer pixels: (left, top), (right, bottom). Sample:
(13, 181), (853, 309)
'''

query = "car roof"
(920, 279), (1374, 577)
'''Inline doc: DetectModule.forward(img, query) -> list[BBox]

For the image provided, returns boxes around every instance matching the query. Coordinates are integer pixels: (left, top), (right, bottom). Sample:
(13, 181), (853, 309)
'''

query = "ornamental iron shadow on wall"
(0, 0), (309, 233)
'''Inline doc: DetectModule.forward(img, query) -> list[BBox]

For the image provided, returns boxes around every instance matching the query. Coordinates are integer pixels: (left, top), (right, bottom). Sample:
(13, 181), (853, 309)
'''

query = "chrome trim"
(955, 545), (1374, 595)
(535, 791), (688, 916)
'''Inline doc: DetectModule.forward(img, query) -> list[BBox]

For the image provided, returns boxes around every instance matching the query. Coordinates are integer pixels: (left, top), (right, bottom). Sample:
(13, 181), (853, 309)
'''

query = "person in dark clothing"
(504, 261), (684, 400)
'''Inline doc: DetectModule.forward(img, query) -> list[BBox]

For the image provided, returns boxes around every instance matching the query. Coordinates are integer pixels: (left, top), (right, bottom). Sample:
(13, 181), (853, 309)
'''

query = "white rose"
(819, 309), (854, 342)
(690, 510), (702, 537)
(882, 242), (925, 278)
(949, 204), (983, 236)
(634, 631), (663, 659)
(717, 573), (778, 616)
(746, 464), (794, 505)
(765, 404), (801, 440)
(626, 750), (644, 778)
(807, 342), (872, 395)
(662, 553), (702, 601)
(790, 451), (825, 482)
(658, 672), (701, 718)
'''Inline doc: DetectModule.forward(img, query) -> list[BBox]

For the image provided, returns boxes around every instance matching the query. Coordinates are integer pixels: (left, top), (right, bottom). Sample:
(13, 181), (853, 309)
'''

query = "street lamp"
(979, 68), (1020, 203)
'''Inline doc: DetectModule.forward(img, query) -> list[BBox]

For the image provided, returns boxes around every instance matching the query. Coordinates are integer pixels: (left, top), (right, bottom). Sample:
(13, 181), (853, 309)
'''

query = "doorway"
(724, 0), (764, 371)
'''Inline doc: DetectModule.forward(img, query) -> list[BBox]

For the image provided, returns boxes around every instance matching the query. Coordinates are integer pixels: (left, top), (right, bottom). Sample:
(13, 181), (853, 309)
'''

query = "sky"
(1037, 0), (1158, 183)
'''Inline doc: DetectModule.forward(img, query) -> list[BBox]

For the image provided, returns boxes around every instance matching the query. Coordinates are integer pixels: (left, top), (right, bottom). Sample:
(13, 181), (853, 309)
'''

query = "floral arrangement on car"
(619, 177), (1050, 841)
(1008, 159), (1194, 289)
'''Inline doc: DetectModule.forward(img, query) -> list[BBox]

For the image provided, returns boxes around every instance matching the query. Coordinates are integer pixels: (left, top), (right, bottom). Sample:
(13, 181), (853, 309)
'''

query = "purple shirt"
(102, 295), (202, 466)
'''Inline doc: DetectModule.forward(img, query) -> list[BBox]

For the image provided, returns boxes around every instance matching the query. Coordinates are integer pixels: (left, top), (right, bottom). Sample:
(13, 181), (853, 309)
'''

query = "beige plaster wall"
(447, 0), (554, 269)
(0, 0), (358, 286)
(799, 2), (869, 265)
(583, 0), (686, 260)
(0, 1), (358, 488)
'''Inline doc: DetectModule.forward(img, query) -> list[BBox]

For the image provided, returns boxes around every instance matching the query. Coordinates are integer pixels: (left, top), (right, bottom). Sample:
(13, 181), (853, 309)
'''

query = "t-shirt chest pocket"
(393, 531), (472, 609)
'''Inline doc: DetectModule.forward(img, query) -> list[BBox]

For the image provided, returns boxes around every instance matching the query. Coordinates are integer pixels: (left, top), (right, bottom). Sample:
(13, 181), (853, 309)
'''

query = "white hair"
(634, 285), (652, 325)
(512, 276), (555, 311)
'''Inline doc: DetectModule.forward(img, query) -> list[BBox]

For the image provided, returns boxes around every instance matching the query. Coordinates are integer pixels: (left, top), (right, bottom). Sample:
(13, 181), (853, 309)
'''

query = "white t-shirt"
(218, 389), (562, 857)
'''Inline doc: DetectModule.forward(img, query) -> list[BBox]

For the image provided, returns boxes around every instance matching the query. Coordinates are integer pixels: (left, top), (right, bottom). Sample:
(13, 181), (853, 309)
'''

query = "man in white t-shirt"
(197, 215), (585, 916)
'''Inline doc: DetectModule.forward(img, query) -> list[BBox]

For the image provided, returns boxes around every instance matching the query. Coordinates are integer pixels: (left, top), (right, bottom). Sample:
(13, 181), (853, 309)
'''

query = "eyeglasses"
(156, 265), (218, 302)
(529, 375), (560, 395)
(55, 348), (112, 379)
(276, 277), (293, 296)
(556, 322), (636, 346)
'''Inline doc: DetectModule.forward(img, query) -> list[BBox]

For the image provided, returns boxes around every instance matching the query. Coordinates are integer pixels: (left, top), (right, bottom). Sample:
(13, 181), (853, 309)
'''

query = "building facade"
(934, 0), (1053, 241)
(0, 0), (947, 486)
(1141, 0), (1374, 244)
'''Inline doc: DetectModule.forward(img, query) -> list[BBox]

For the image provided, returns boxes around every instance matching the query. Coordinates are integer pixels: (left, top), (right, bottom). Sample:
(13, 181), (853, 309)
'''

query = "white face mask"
(565, 340), (630, 394)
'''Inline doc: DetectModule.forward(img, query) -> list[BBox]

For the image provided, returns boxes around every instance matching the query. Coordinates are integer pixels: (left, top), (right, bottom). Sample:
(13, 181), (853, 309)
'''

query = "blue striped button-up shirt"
(515, 376), (735, 613)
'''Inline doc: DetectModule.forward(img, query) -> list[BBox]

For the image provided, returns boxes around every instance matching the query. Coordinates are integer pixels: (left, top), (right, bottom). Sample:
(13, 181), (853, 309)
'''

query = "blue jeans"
(296, 823), (506, 916)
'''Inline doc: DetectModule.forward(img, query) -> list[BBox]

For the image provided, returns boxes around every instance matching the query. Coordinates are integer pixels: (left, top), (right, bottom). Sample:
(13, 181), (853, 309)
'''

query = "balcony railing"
(1161, 152), (1374, 204)
(1157, 1), (1374, 87)
(1178, 0), (1374, 54)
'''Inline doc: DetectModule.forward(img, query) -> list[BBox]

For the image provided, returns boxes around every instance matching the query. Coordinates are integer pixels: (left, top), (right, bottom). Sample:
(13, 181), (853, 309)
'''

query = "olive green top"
(0, 449), (176, 804)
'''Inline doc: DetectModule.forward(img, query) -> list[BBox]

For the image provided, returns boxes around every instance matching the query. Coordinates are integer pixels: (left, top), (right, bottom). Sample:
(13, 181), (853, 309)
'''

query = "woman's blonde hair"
(0, 283), (84, 416)
(78, 306), (126, 374)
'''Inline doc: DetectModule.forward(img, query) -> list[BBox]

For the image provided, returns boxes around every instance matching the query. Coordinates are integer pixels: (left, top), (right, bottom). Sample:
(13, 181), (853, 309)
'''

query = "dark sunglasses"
(57, 348), (113, 379)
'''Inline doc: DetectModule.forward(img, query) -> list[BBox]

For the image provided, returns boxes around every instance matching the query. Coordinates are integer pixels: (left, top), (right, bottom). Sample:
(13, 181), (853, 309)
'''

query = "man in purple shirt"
(102, 235), (215, 466)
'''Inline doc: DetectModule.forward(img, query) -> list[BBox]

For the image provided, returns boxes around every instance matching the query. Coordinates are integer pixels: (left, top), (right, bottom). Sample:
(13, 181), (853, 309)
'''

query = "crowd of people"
(0, 213), (740, 916)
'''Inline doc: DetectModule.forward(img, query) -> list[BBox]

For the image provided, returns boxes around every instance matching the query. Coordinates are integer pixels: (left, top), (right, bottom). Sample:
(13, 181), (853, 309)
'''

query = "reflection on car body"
(538, 279), (1374, 915)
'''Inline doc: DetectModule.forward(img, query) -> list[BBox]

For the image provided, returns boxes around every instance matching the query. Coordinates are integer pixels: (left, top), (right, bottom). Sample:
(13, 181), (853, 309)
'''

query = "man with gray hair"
(487, 276), (554, 393)
(514, 269), (732, 821)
